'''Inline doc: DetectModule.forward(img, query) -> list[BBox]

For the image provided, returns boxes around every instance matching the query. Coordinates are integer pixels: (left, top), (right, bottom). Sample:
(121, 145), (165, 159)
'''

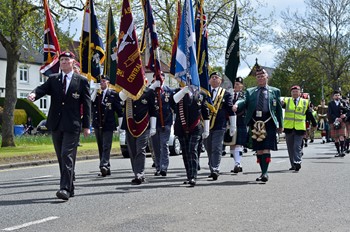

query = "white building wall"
(0, 59), (51, 116)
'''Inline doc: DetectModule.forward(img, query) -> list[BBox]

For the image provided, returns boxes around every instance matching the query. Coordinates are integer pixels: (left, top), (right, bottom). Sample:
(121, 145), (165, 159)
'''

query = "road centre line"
(22, 175), (53, 180)
(2, 216), (59, 231)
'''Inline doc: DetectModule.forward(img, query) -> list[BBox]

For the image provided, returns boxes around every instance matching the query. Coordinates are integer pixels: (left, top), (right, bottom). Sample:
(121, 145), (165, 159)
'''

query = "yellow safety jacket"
(283, 97), (309, 130)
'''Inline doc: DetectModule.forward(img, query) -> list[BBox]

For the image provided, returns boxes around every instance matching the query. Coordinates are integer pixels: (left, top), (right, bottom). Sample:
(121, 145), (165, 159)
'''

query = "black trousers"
(52, 130), (79, 193)
(94, 128), (113, 168)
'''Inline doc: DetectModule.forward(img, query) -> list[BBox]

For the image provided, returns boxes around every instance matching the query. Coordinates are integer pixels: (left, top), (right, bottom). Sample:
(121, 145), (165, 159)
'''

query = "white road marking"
(23, 175), (53, 180)
(2, 216), (59, 231)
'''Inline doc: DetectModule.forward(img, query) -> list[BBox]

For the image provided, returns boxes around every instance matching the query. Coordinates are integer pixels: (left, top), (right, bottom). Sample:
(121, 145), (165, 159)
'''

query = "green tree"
(273, 0), (350, 93)
(0, 0), (80, 147)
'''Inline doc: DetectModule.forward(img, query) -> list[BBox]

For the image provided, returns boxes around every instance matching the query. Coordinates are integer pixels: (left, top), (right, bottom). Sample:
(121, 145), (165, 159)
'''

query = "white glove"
(90, 80), (101, 102)
(149, 80), (161, 90)
(150, 116), (157, 136)
(117, 117), (124, 134)
(173, 86), (190, 103)
(202, 120), (210, 139)
(119, 90), (128, 101)
(229, 115), (237, 136)
(27, 93), (36, 102)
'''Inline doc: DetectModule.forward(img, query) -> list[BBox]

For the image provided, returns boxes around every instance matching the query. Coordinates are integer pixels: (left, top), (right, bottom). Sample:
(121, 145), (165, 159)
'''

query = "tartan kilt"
(250, 116), (278, 151)
(330, 121), (347, 138)
(346, 122), (350, 137)
(235, 125), (248, 146)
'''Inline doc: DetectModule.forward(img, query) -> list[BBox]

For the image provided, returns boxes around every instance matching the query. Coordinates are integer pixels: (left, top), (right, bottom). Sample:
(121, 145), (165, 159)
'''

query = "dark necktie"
(234, 92), (237, 100)
(257, 87), (265, 111)
(294, 98), (297, 106)
(63, 75), (67, 95)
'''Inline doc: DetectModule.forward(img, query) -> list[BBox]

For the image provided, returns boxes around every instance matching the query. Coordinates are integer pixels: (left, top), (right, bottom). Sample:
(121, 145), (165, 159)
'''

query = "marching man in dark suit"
(171, 86), (210, 186)
(205, 72), (236, 181)
(27, 51), (91, 200)
(233, 66), (283, 182)
(119, 86), (157, 185)
(91, 75), (123, 177)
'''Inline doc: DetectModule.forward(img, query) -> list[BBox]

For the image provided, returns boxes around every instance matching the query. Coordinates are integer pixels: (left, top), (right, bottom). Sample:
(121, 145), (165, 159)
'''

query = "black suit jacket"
(92, 89), (123, 131)
(33, 72), (91, 132)
(328, 100), (347, 123)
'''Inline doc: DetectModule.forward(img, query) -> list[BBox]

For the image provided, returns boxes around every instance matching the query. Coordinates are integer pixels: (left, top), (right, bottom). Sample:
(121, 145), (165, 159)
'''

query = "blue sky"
(237, 0), (306, 77)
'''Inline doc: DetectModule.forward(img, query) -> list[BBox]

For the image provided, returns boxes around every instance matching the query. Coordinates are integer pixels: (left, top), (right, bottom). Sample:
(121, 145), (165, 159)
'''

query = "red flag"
(116, 0), (146, 100)
(40, 0), (61, 76)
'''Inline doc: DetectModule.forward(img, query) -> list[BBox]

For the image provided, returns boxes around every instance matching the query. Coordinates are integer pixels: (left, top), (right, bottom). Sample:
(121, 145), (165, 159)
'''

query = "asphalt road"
(0, 139), (349, 232)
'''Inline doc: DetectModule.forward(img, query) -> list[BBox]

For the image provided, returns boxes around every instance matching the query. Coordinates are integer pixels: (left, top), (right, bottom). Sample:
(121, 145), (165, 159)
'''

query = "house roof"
(0, 42), (43, 65)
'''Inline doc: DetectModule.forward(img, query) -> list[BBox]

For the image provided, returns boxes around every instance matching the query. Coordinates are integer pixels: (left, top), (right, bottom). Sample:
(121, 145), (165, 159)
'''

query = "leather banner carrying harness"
(209, 87), (226, 129)
(179, 98), (200, 133)
(126, 98), (149, 137)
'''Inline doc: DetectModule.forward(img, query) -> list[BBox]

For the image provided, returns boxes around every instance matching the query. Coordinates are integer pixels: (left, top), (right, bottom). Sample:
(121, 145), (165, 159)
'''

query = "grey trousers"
(204, 129), (225, 174)
(151, 125), (171, 172)
(94, 128), (113, 168)
(285, 131), (304, 167)
(126, 130), (149, 179)
(52, 130), (79, 193)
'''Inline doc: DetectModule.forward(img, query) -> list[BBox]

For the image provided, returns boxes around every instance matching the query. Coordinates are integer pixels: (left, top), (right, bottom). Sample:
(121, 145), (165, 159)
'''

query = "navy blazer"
(33, 72), (91, 132)
(92, 89), (123, 131)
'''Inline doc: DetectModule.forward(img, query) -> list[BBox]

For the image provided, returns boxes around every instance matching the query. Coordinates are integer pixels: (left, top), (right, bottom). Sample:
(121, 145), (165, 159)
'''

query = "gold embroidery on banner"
(209, 87), (226, 129)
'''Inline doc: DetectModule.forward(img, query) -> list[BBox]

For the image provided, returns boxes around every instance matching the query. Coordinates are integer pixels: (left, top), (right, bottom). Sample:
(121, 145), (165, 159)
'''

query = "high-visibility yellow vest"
(283, 97), (309, 130)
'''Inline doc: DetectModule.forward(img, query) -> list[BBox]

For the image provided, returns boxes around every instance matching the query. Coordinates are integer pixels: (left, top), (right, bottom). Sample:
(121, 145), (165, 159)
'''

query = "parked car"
(119, 125), (181, 158)
(34, 119), (51, 135)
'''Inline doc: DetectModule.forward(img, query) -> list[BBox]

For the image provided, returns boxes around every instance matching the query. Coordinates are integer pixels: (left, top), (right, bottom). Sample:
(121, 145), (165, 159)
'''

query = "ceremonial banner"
(141, 0), (162, 83)
(195, 0), (214, 110)
(175, 0), (199, 89)
(80, 0), (105, 81)
(169, 0), (182, 76)
(116, 0), (146, 100)
(104, 7), (119, 90)
(224, 2), (240, 84)
(40, 0), (61, 76)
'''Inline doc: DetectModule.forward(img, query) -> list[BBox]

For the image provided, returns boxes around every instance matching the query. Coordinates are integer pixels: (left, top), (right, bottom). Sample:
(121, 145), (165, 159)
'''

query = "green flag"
(104, 7), (118, 90)
(224, 3), (240, 84)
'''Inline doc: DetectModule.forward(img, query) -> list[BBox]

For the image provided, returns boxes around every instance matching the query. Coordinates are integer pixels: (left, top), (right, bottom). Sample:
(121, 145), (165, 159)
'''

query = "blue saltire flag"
(175, 0), (199, 90)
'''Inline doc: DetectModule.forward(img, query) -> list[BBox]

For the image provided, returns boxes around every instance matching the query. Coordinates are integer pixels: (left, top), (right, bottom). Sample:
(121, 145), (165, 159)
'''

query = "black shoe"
(207, 173), (213, 178)
(73, 172), (76, 181)
(189, 179), (196, 186)
(197, 164), (201, 171)
(256, 174), (268, 182)
(289, 167), (296, 170)
(322, 140), (326, 144)
(340, 153), (346, 157)
(232, 165), (242, 173)
(56, 189), (69, 200)
(131, 178), (142, 185)
(230, 153), (233, 157)
(183, 180), (189, 184)
(70, 191), (75, 198)
(310, 139), (314, 143)
(212, 172), (219, 181)
(346, 150), (350, 154)
(106, 169), (111, 176)
(335, 153), (341, 157)
(243, 148), (248, 153)
(100, 167), (108, 177)
(154, 171), (160, 176)
(152, 163), (156, 168)
(295, 163), (301, 171)
(222, 151), (226, 156)
(304, 143), (308, 147)
(160, 171), (167, 176)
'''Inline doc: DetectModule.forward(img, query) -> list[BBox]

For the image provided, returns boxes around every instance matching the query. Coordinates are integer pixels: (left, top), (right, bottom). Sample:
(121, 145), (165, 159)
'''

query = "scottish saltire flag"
(103, 7), (118, 90)
(80, 0), (105, 81)
(169, 0), (182, 76)
(40, 0), (61, 76)
(224, 2), (240, 84)
(195, 0), (213, 109)
(175, 0), (199, 89)
(116, 0), (146, 100)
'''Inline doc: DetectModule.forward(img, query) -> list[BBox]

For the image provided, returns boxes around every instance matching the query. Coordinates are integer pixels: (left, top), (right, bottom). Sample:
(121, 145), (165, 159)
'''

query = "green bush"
(14, 109), (27, 125)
